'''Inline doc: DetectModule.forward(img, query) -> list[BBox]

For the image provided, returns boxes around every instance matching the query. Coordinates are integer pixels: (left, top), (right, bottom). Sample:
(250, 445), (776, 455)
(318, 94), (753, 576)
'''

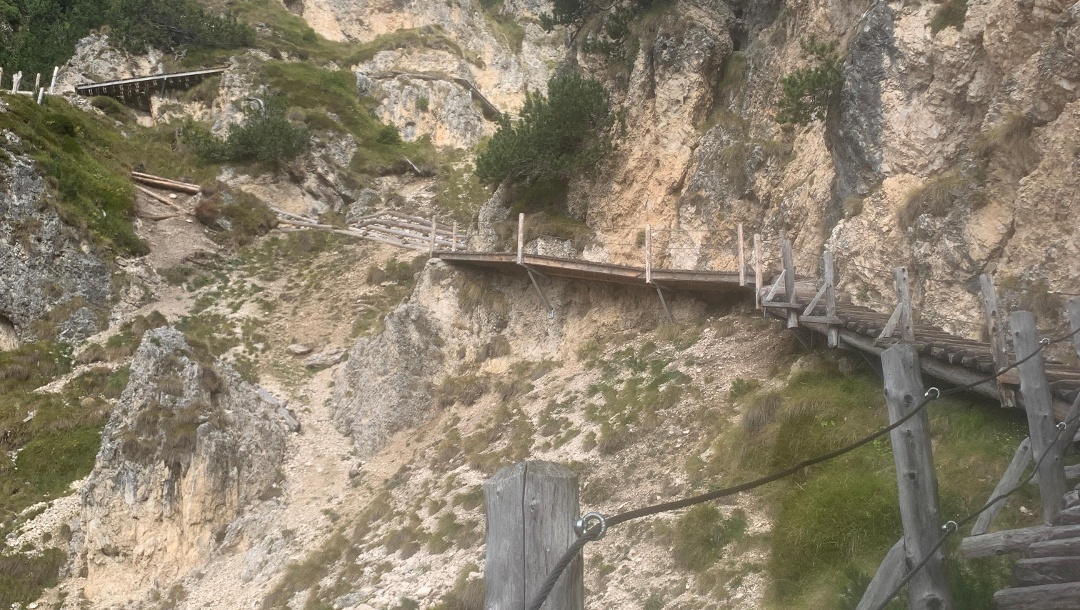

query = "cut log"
(1013, 556), (1080, 586)
(1054, 506), (1080, 526)
(993, 582), (1080, 610)
(960, 525), (1080, 559)
(131, 172), (201, 194)
(135, 185), (187, 213)
(1027, 537), (1080, 558)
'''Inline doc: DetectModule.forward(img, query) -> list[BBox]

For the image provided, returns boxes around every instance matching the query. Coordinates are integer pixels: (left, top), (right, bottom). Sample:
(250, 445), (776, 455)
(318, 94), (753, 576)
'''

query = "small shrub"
(930, 0), (967, 34)
(899, 168), (974, 226)
(415, 96), (429, 112)
(729, 377), (760, 401)
(89, 96), (134, 123)
(184, 95), (309, 168)
(971, 113), (1039, 175)
(775, 35), (843, 125)
(742, 391), (782, 436)
(672, 505), (747, 572)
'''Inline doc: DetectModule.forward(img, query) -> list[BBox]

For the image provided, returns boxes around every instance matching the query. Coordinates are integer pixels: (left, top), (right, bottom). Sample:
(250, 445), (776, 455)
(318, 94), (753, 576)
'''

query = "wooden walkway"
(75, 67), (227, 109)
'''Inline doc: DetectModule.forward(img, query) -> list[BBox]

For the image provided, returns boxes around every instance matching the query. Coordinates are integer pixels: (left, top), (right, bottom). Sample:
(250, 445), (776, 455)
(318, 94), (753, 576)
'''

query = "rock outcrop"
(0, 139), (111, 344)
(73, 328), (295, 605)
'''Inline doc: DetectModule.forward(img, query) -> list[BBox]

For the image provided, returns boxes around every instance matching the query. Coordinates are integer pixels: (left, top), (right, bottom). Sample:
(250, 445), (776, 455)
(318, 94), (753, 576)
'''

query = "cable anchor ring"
(574, 512), (607, 540)
(1040, 338), (1051, 346)
(942, 521), (957, 533)
(924, 387), (940, 399)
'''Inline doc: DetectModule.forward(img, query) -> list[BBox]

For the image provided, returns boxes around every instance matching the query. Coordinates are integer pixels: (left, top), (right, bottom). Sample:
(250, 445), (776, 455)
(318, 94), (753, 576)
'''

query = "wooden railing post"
(882, 343), (953, 610)
(1064, 297), (1080, 446)
(895, 267), (914, 342)
(452, 222), (458, 252)
(49, 66), (58, 95)
(11, 71), (21, 94)
(824, 251), (838, 348)
(1011, 311), (1067, 524)
(484, 461), (583, 610)
(781, 238), (797, 328)
(737, 223), (746, 287)
(980, 274), (1016, 408)
(753, 233), (762, 310)
(517, 213), (525, 264)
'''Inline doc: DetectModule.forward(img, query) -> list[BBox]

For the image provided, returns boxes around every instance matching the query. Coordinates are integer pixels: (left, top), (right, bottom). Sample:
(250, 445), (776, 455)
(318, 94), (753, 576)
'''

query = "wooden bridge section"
(75, 67), (227, 110)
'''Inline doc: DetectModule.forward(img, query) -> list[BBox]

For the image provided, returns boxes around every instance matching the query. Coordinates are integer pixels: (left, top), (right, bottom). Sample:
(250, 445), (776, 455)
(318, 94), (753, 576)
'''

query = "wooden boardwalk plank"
(1013, 557), (1080, 586)
(993, 582), (1080, 610)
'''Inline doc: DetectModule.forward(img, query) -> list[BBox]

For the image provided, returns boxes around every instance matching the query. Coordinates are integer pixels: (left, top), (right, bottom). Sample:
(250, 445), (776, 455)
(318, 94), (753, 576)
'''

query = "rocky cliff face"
(0, 137), (112, 344)
(73, 328), (296, 606)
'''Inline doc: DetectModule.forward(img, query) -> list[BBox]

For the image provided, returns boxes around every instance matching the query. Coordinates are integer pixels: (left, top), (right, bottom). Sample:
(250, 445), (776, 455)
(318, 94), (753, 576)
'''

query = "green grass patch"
(0, 548), (66, 609)
(672, 505), (747, 572)
(930, 0), (967, 34)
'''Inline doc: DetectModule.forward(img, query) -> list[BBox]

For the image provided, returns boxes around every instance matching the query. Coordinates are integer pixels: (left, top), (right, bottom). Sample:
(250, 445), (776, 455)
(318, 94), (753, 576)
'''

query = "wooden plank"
(994, 581), (1080, 610)
(1013, 557), (1080, 587)
(855, 537), (906, 610)
(135, 185), (187, 213)
(824, 251), (838, 348)
(1027, 537), (1080, 558)
(802, 283), (827, 316)
(1012, 311), (1068, 524)
(429, 216), (437, 256)
(763, 269), (785, 303)
(754, 234), (762, 309)
(981, 274), (1017, 407)
(895, 267), (914, 342)
(799, 315), (843, 324)
(131, 172), (201, 194)
(971, 438), (1032, 536)
(882, 344), (953, 609)
(738, 223), (745, 287)
(961, 525), (1080, 559)
(1064, 298), (1080, 445)
(484, 463), (527, 608)
(878, 302), (904, 341)
(781, 239), (798, 328)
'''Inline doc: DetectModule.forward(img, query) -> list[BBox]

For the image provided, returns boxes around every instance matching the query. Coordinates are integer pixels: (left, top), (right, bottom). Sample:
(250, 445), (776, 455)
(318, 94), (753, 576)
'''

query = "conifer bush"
(775, 36), (843, 125)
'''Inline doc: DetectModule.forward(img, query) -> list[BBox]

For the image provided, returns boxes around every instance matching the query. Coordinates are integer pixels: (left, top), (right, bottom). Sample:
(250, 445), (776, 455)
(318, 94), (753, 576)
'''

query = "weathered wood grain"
(960, 525), (1080, 559)
(883, 344), (953, 609)
(1013, 556), (1080, 586)
(781, 239), (797, 328)
(1012, 311), (1068, 524)
(1026, 537), (1080, 558)
(855, 537), (906, 610)
(994, 581), (1080, 609)
(971, 438), (1032, 536)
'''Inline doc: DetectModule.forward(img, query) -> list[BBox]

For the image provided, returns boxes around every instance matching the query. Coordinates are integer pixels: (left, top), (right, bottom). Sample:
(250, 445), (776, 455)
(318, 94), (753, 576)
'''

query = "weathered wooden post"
(645, 224), (653, 284)
(484, 461), (583, 610)
(895, 267), (914, 342)
(429, 216), (437, 256)
(781, 238), (798, 328)
(1011, 311), (1067, 523)
(980, 274), (1016, 408)
(36, 87), (44, 104)
(11, 71), (21, 94)
(753, 233), (762, 310)
(33, 72), (40, 93)
(517, 213), (525, 264)
(49, 66), (58, 95)
(737, 223), (746, 287)
(1064, 297), (1080, 445)
(824, 251), (839, 348)
(882, 343), (953, 610)
(0, 68), (4, 91)
(452, 222), (458, 252)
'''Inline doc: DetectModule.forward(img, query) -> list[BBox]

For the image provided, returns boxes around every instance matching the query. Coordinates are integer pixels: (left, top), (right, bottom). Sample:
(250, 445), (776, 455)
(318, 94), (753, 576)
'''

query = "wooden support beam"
(517, 213), (525, 265)
(824, 252), (839, 348)
(49, 66), (58, 95)
(802, 284), (827, 316)
(483, 461), (583, 610)
(878, 302), (904, 341)
(429, 216), (437, 256)
(970, 438), (1032, 536)
(781, 238), (798, 328)
(452, 222), (458, 252)
(131, 172), (201, 194)
(135, 185), (187, 214)
(855, 538), (906, 610)
(645, 224), (653, 284)
(754, 233), (762, 310)
(981, 274), (1017, 407)
(1064, 298), (1080, 446)
(993, 582), (1080, 610)
(763, 269), (785, 304)
(882, 343), (953, 610)
(1011, 311), (1068, 524)
(737, 223), (746, 287)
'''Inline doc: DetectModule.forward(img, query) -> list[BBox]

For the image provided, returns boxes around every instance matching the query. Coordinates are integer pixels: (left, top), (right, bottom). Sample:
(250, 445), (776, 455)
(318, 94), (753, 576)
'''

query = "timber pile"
(131, 172), (201, 194)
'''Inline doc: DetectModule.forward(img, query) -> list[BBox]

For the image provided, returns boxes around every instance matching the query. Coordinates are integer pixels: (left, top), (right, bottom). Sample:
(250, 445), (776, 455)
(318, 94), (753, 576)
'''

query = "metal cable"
(525, 326), (1080, 610)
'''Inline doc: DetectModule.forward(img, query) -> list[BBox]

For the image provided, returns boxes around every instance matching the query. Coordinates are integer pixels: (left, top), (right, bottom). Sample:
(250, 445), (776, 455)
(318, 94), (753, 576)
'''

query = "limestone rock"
(0, 143), (111, 344)
(287, 343), (314, 356)
(304, 347), (347, 369)
(73, 328), (293, 606)
(331, 304), (443, 457)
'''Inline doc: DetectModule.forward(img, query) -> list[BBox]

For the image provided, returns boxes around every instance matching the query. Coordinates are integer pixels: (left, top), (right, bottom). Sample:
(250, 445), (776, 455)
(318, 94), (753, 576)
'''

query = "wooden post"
(0, 68), (4, 91)
(452, 222), (458, 252)
(754, 233), (762, 310)
(36, 87), (44, 104)
(33, 72), (40, 92)
(781, 238), (798, 328)
(737, 223), (746, 287)
(49, 66), (58, 95)
(517, 213), (525, 264)
(11, 71), (21, 94)
(429, 216), (437, 256)
(1064, 298), (1080, 446)
(1010, 311), (1067, 524)
(882, 344), (953, 610)
(484, 461), (583, 610)
(645, 224), (653, 284)
(895, 267), (914, 342)
(823, 252), (838, 347)
(856, 538), (906, 610)
(980, 274), (1016, 408)
(970, 438), (1032, 536)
